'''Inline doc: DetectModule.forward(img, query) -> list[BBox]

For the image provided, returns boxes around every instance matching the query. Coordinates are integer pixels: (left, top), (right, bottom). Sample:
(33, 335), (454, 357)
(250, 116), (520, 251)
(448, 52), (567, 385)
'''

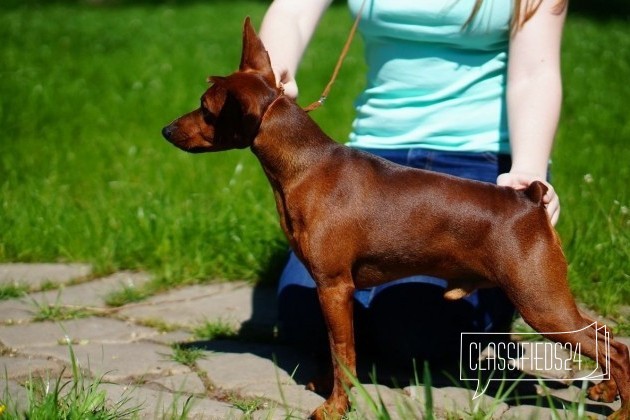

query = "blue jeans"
(277, 148), (516, 363)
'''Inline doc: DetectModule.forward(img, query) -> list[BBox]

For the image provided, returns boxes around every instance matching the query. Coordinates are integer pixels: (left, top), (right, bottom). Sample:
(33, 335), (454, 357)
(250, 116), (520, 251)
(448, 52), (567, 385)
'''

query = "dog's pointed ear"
(240, 17), (276, 85)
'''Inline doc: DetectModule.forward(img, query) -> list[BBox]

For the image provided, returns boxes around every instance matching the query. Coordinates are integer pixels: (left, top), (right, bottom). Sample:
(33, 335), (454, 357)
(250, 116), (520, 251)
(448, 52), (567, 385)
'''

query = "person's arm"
(497, 0), (567, 225)
(259, 0), (334, 98)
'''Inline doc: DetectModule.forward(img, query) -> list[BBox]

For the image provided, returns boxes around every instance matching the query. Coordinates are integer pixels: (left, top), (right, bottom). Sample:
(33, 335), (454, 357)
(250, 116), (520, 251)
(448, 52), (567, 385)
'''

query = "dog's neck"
(250, 94), (341, 249)
(251, 95), (338, 187)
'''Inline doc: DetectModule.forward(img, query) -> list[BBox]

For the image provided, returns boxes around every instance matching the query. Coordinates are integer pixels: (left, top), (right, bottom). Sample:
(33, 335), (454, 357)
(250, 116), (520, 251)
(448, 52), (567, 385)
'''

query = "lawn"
(0, 1), (628, 324)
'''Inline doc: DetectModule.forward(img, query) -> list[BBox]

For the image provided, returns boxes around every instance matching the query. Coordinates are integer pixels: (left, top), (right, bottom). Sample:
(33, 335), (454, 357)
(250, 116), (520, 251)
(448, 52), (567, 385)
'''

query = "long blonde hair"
(465, 0), (568, 34)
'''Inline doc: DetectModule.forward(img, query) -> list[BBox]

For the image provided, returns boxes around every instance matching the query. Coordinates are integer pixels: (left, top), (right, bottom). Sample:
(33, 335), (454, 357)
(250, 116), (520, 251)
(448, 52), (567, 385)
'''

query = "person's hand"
(278, 70), (298, 99)
(497, 172), (560, 226)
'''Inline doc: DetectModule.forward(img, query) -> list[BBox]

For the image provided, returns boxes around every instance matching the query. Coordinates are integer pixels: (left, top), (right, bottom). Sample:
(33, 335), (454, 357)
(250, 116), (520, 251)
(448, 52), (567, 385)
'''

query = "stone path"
(0, 263), (625, 419)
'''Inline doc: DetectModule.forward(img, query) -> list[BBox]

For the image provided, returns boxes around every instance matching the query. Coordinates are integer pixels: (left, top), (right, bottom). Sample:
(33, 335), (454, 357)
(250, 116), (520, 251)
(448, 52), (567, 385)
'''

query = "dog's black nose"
(162, 125), (173, 140)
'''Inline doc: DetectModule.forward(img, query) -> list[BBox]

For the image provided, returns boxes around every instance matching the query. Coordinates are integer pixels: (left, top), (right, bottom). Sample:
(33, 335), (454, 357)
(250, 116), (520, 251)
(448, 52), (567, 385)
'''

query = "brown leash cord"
(303, 0), (367, 113)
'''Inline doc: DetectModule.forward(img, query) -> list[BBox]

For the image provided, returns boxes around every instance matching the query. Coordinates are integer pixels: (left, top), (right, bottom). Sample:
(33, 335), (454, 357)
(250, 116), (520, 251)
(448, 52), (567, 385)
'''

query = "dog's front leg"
(310, 279), (356, 420)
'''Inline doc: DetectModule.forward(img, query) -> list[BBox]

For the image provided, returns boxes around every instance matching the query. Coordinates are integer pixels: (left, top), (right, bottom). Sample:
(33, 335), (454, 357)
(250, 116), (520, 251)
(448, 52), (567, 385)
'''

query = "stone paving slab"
(239, 382), (324, 417)
(0, 317), (159, 349)
(251, 407), (295, 420)
(0, 271), (152, 325)
(405, 385), (509, 419)
(118, 282), (276, 331)
(100, 383), (236, 420)
(0, 355), (67, 381)
(500, 404), (565, 419)
(144, 329), (195, 346)
(0, 263), (92, 289)
(188, 338), (316, 385)
(0, 299), (34, 325)
(19, 341), (190, 383)
(128, 283), (235, 305)
(351, 384), (423, 420)
(147, 372), (207, 395)
(0, 264), (627, 419)
(196, 351), (297, 390)
(404, 384), (612, 419)
(26, 271), (152, 309)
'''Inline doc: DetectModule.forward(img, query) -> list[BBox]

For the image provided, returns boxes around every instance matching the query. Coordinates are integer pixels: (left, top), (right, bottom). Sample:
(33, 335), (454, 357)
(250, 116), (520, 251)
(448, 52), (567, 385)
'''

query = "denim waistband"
(354, 147), (512, 184)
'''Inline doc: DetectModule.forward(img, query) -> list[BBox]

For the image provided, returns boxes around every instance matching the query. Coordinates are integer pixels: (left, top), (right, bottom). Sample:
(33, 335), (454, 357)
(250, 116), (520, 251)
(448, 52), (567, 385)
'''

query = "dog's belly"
(351, 257), (493, 296)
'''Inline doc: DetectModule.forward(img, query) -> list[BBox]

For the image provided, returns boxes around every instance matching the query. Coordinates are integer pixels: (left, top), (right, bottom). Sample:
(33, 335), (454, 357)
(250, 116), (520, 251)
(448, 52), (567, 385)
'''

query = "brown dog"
(162, 18), (630, 420)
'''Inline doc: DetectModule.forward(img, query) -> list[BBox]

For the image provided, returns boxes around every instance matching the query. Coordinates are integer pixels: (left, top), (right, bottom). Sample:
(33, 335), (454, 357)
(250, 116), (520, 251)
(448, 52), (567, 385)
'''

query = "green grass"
(104, 283), (148, 307)
(169, 344), (206, 367)
(135, 317), (181, 333)
(342, 361), (592, 419)
(0, 283), (28, 301)
(1, 339), (142, 419)
(30, 293), (95, 322)
(554, 15), (630, 317)
(227, 394), (267, 418)
(0, 1), (628, 324)
(192, 319), (238, 341)
(1, 338), (196, 419)
(0, 2), (292, 285)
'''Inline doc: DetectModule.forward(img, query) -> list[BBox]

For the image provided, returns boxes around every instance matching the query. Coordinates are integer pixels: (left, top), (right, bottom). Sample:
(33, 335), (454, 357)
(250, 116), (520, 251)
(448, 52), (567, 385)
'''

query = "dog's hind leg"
(586, 328), (630, 417)
(310, 277), (356, 420)
(576, 310), (627, 405)
(507, 262), (630, 419)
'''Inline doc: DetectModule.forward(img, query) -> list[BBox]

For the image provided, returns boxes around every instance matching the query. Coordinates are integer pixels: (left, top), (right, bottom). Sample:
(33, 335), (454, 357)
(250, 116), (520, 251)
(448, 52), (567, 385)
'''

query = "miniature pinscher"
(162, 18), (629, 420)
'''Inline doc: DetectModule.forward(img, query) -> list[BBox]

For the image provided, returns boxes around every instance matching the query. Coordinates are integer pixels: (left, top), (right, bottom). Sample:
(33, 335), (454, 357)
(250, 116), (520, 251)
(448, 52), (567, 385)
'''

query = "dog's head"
(162, 17), (280, 153)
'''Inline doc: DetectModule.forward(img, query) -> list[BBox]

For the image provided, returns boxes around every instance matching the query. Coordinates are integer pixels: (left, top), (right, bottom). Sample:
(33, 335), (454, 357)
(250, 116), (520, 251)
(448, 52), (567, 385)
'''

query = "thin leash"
(302, 0), (368, 113)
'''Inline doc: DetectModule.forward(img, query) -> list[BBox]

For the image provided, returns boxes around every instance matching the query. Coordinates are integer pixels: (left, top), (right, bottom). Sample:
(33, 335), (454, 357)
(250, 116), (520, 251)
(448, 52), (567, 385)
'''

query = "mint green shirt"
(347, 0), (512, 153)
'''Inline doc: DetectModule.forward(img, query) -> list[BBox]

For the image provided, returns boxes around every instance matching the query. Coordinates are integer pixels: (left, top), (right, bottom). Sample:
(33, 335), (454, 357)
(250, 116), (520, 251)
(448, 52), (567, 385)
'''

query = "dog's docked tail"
(524, 180), (548, 205)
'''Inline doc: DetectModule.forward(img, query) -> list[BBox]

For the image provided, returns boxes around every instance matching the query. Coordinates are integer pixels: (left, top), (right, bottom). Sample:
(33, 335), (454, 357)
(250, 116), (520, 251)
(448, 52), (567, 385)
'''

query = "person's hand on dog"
(278, 70), (299, 99)
(497, 172), (560, 226)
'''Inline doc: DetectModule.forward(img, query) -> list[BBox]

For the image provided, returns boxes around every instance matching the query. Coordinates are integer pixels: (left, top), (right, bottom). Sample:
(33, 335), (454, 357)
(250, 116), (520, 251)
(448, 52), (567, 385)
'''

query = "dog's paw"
(309, 399), (347, 420)
(587, 380), (618, 403)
